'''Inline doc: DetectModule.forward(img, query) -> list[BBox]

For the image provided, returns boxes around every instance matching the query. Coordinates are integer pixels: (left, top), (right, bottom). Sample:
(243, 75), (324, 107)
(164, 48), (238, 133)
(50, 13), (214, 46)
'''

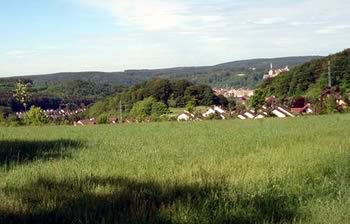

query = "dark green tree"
(249, 90), (266, 110)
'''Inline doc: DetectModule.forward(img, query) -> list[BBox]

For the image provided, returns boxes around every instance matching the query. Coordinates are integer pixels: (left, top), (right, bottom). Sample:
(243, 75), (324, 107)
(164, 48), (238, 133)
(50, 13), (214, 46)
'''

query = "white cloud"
(77, 0), (350, 37)
(81, 0), (212, 32)
(6, 50), (27, 57)
(2, 0), (350, 76)
(316, 25), (350, 34)
(81, 0), (238, 32)
(254, 17), (285, 25)
(289, 21), (326, 26)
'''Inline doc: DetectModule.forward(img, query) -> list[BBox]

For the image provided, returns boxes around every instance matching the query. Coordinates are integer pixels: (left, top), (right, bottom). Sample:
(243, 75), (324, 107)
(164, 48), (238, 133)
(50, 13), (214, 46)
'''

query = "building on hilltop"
(213, 88), (254, 98)
(263, 63), (290, 80)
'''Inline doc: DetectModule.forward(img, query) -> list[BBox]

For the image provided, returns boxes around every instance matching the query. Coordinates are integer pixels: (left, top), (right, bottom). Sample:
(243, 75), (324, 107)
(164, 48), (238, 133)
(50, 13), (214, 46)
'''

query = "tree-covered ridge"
(259, 49), (350, 99)
(0, 79), (124, 113)
(0, 56), (320, 116)
(1, 56), (320, 89)
(87, 79), (226, 117)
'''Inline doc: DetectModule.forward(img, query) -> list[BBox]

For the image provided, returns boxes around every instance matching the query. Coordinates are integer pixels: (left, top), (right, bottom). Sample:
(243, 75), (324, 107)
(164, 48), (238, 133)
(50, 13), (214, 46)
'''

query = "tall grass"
(0, 114), (350, 223)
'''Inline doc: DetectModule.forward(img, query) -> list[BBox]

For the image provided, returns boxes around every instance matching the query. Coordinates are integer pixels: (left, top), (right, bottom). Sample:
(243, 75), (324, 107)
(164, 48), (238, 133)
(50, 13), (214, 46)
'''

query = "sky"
(0, 0), (349, 77)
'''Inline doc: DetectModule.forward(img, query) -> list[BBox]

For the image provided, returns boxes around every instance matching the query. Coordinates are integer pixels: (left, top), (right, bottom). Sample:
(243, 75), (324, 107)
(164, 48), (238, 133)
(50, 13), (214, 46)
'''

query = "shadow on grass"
(0, 139), (83, 168)
(0, 176), (301, 224)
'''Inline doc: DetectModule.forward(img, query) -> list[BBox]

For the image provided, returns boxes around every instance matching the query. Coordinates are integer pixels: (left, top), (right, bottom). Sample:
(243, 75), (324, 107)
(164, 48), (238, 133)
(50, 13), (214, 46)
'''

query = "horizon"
(1, 54), (325, 79)
(1, 0), (350, 77)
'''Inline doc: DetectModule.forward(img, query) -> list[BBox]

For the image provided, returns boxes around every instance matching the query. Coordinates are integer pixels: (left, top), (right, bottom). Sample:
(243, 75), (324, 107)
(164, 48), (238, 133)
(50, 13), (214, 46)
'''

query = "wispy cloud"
(79, 0), (350, 34)
(78, 0), (233, 47)
(289, 21), (326, 26)
(254, 17), (285, 25)
(81, 0), (224, 32)
(1, 0), (350, 76)
(316, 25), (350, 34)
(4, 47), (60, 59)
(6, 50), (27, 57)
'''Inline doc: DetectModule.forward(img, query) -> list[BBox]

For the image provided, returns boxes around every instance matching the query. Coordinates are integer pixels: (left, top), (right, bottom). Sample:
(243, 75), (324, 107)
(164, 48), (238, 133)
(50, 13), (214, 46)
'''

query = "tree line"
(87, 79), (229, 119)
(258, 49), (350, 99)
(249, 49), (350, 113)
(0, 79), (124, 113)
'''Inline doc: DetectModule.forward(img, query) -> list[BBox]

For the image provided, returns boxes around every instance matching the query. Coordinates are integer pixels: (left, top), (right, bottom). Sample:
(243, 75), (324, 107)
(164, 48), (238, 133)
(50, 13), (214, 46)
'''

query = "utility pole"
(119, 100), (123, 124)
(328, 61), (332, 88)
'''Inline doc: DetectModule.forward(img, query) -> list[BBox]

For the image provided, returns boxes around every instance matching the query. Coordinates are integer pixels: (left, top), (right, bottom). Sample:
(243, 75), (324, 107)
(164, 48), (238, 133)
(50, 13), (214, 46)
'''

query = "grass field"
(0, 115), (350, 224)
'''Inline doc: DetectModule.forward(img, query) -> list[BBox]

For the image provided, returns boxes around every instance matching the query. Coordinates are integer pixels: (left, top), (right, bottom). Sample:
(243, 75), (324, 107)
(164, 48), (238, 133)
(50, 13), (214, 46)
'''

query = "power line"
(119, 100), (123, 124)
(328, 61), (332, 87)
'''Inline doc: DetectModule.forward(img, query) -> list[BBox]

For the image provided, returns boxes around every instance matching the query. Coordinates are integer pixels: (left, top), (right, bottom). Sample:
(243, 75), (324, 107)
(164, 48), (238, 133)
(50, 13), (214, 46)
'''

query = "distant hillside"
(0, 56), (321, 113)
(258, 49), (350, 99)
(3, 56), (321, 89)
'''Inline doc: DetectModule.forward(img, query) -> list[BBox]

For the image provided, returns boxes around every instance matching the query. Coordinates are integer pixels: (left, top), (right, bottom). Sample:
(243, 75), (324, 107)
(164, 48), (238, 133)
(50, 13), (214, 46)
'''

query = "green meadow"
(0, 115), (350, 224)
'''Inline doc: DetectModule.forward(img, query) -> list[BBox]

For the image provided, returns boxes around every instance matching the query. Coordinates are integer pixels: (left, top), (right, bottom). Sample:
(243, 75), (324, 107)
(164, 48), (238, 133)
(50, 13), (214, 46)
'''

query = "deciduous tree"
(13, 80), (32, 111)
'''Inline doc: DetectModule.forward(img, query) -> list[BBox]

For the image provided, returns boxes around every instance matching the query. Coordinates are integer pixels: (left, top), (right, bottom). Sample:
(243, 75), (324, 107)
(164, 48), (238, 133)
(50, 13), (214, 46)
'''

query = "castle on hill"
(263, 64), (290, 80)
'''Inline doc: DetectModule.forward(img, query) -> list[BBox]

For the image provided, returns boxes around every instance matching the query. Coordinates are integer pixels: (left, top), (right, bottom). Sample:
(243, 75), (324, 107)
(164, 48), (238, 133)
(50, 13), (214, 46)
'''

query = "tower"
(268, 63), (274, 76)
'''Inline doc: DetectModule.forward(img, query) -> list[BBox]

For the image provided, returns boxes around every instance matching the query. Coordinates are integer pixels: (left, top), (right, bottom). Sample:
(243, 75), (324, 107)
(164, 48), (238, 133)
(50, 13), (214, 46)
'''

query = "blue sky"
(0, 0), (349, 77)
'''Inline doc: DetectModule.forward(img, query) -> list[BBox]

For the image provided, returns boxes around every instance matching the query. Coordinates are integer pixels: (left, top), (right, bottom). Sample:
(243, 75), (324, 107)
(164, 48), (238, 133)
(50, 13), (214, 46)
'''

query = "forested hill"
(258, 49), (350, 99)
(86, 79), (229, 119)
(3, 56), (321, 89)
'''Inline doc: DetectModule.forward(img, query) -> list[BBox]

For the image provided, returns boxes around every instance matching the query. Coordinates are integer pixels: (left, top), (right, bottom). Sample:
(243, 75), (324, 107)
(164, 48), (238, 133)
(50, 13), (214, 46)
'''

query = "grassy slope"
(0, 115), (350, 223)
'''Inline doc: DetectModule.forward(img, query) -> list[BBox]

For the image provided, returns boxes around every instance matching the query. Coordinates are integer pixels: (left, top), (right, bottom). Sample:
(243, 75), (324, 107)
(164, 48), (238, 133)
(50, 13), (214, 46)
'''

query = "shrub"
(186, 101), (195, 113)
(97, 114), (108, 124)
(130, 97), (169, 122)
(23, 106), (48, 126)
(0, 112), (5, 125)
(321, 96), (338, 114)
(151, 102), (169, 116)
(129, 97), (155, 121)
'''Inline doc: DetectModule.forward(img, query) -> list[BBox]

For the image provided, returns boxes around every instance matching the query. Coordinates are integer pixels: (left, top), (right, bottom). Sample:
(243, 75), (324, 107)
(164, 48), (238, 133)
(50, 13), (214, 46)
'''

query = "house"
(238, 106), (294, 120)
(124, 119), (132, 123)
(337, 99), (348, 108)
(290, 97), (313, 115)
(255, 111), (268, 119)
(177, 111), (195, 121)
(320, 87), (348, 110)
(75, 118), (96, 126)
(202, 106), (227, 119)
(203, 108), (215, 117)
(255, 114), (266, 119)
(108, 117), (117, 124)
(272, 107), (295, 118)
(213, 88), (254, 98)
(244, 110), (256, 119)
(291, 103), (313, 115)
(238, 115), (247, 120)
(237, 110), (255, 120)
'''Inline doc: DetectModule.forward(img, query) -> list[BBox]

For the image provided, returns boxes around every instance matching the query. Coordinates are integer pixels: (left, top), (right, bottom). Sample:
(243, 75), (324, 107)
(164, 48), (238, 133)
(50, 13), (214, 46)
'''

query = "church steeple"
(268, 63), (274, 76)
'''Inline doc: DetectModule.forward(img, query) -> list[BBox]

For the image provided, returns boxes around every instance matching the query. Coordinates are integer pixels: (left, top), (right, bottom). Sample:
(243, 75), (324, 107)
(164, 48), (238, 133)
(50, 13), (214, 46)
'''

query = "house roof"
(77, 118), (96, 125)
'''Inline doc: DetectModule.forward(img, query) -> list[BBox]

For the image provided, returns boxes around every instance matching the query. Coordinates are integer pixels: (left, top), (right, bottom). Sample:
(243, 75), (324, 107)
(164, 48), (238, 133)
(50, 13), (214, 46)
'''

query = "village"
(176, 87), (348, 122)
(12, 64), (349, 126)
(1, 2), (350, 222)
(67, 87), (347, 126)
(10, 64), (349, 126)
(69, 64), (348, 125)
